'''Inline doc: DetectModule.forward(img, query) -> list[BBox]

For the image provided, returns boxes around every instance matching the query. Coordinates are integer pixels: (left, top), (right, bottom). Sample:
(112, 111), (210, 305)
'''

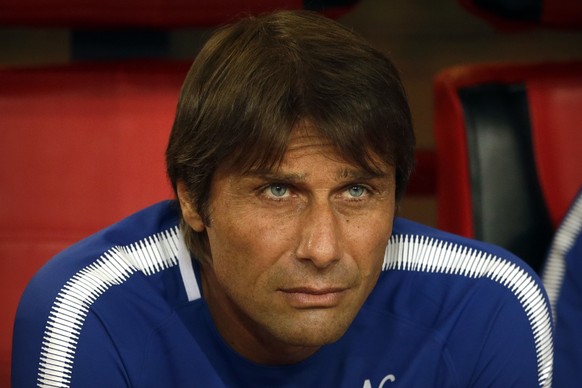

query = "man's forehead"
(287, 121), (361, 151)
(220, 121), (394, 179)
(284, 126), (393, 176)
(243, 161), (393, 182)
(285, 127), (333, 149)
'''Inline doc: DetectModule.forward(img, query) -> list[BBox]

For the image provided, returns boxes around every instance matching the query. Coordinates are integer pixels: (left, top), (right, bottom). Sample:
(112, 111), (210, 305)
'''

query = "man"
(13, 10), (553, 387)
(543, 187), (582, 386)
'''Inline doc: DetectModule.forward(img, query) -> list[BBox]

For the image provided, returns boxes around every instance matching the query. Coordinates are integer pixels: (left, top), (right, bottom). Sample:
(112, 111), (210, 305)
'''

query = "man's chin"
(269, 310), (353, 348)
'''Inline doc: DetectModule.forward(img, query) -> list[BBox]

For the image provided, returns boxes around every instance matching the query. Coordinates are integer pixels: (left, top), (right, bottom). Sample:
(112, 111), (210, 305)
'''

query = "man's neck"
(200, 265), (321, 365)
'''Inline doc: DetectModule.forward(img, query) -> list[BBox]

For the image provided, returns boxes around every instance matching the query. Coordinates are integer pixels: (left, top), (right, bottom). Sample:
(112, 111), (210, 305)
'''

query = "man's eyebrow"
(243, 169), (308, 182)
(336, 167), (391, 181)
(242, 167), (390, 182)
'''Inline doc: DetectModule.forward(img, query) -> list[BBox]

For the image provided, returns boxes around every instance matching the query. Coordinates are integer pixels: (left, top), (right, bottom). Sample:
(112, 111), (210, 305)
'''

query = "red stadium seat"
(0, 60), (191, 385)
(459, 0), (582, 30)
(433, 61), (582, 273)
(0, 0), (358, 27)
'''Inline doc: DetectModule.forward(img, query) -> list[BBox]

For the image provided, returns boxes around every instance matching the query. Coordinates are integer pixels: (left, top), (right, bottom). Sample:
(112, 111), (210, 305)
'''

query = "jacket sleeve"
(12, 274), (130, 387)
(447, 271), (553, 388)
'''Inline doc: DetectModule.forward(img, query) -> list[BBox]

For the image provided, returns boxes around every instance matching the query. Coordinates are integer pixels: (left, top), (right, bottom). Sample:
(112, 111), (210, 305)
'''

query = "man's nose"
(295, 200), (342, 268)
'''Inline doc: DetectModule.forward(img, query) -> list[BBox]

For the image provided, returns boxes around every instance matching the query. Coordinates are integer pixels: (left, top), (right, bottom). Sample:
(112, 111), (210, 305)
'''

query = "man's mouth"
(277, 287), (348, 308)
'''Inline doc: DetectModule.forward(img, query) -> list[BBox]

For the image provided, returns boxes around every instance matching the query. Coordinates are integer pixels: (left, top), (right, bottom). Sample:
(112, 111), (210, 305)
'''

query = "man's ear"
(177, 182), (206, 232)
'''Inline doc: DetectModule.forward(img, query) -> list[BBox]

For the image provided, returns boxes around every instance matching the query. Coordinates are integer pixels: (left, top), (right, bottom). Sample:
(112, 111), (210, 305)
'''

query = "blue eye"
(348, 185), (366, 197)
(269, 184), (288, 197)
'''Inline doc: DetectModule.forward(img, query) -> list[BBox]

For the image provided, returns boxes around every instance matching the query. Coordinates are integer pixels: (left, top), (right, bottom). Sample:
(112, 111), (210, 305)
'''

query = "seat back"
(434, 61), (582, 272)
(0, 60), (189, 385)
(459, 0), (582, 30)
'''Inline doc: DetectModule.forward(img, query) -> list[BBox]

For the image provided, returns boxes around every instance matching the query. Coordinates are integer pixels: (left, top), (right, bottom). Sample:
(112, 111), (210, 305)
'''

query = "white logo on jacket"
(363, 374), (396, 387)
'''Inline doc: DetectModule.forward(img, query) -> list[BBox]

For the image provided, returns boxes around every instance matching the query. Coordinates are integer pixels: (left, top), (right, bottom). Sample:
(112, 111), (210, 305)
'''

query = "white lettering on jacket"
(363, 374), (396, 388)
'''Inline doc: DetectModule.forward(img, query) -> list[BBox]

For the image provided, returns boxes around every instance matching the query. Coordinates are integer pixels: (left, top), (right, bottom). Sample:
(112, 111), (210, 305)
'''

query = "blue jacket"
(13, 201), (553, 387)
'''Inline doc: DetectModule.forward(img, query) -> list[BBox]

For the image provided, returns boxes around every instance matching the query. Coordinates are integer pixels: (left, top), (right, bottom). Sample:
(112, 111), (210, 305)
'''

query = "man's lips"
(277, 287), (348, 308)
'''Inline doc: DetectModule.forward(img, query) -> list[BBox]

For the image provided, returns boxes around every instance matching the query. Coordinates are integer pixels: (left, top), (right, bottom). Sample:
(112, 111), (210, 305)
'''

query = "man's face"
(179, 124), (395, 364)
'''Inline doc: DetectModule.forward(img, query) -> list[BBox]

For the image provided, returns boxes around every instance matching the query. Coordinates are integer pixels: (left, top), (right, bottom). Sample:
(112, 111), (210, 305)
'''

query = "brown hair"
(166, 10), (415, 262)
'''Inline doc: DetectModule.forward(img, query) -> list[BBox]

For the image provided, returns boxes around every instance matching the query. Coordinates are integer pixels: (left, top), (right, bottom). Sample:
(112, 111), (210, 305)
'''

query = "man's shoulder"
(14, 200), (192, 386)
(369, 216), (551, 344)
(384, 217), (539, 282)
(19, 200), (184, 319)
(361, 218), (553, 386)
